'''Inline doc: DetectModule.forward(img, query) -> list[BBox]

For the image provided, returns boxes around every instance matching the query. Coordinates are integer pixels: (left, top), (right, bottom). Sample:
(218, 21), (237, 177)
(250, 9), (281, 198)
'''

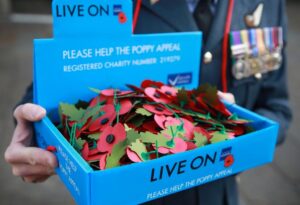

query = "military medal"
(231, 26), (283, 80)
(230, 31), (251, 80)
(249, 28), (263, 76)
(271, 27), (283, 70)
(262, 27), (277, 71)
(256, 28), (268, 73)
(232, 59), (251, 80)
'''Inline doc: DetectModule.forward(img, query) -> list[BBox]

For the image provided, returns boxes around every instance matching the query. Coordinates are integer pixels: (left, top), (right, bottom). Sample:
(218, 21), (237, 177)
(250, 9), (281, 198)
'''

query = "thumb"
(12, 103), (46, 144)
(14, 103), (46, 127)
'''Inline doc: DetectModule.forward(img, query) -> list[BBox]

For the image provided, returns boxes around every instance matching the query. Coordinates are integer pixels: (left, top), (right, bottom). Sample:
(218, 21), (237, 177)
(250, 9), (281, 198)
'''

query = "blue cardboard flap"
(34, 0), (202, 121)
(52, 0), (132, 38)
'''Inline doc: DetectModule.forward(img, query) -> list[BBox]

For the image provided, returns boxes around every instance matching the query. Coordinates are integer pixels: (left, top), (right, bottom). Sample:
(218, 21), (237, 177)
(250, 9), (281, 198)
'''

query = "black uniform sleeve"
(17, 83), (33, 106)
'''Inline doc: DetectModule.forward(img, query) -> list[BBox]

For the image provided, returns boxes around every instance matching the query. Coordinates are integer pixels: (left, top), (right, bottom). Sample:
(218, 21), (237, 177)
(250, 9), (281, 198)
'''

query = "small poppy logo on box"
(168, 72), (192, 86)
(220, 147), (234, 168)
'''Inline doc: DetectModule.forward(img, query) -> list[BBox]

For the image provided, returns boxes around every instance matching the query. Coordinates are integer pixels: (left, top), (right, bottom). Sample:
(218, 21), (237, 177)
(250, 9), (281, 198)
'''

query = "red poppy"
(183, 118), (195, 140)
(154, 114), (166, 129)
(154, 135), (187, 154)
(145, 87), (171, 104)
(143, 104), (173, 115)
(89, 94), (114, 107)
(101, 89), (133, 97)
(164, 117), (182, 128)
(100, 90), (133, 115)
(126, 147), (142, 162)
(46, 146), (57, 152)
(76, 117), (93, 137)
(141, 80), (164, 89)
(224, 154), (234, 167)
(118, 12), (127, 24)
(226, 124), (246, 136)
(154, 116), (194, 140)
(166, 117), (194, 140)
(186, 141), (197, 150)
(101, 89), (116, 96)
(169, 138), (187, 153)
(227, 132), (235, 139)
(82, 142), (90, 161)
(157, 146), (170, 154)
(97, 123), (126, 153)
(89, 104), (116, 132)
(205, 96), (232, 117)
(89, 148), (100, 156)
(159, 85), (178, 97)
(126, 84), (144, 94)
(99, 153), (108, 170)
(89, 96), (101, 107)
(119, 98), (133, 115)
(188, 98), (215, 115)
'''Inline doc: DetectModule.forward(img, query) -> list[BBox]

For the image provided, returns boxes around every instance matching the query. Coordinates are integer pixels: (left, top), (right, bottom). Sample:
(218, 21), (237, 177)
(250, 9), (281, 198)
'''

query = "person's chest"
(135, 0), (283, 107)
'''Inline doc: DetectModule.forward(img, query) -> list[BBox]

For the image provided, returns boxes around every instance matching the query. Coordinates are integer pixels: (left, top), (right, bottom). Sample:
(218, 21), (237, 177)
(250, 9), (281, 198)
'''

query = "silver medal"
(249, 57), (263, 76)
(271, 49), (282, 70)
(232, 58), (251, 80)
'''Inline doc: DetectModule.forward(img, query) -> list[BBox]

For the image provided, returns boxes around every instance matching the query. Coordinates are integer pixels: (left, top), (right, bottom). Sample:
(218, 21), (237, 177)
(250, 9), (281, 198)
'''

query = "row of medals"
(231, 41), (282, 80)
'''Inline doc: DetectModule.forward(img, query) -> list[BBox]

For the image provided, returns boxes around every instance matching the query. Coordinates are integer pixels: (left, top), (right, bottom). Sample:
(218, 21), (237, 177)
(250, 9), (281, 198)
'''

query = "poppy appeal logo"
(168, 73), (192, 86)
(113, 4), (127, 24)
(220, 147), (234, 168)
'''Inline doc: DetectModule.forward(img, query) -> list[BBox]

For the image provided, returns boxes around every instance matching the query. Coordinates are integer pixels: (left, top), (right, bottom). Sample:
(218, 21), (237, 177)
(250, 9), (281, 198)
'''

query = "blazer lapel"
(205, 0), (230, 50)
(141, 0), (198, 32)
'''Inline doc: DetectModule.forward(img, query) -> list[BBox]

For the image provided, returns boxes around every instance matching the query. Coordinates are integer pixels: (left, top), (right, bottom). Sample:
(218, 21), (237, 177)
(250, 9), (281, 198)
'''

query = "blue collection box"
(33, 1), (279, 204)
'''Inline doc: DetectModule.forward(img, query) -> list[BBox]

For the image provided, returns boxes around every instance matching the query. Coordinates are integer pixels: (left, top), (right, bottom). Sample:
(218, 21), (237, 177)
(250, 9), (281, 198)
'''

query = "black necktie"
(193, 0), (213, 41)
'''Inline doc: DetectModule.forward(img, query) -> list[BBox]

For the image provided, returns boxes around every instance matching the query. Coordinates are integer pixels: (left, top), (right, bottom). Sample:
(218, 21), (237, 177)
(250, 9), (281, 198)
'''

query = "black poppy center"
(165, 91), (172, 96)
(106, 134), (115, 144)
(154, 93), (161, 99)
(100, 118), (109, 125)
(155, 106), (164, 112)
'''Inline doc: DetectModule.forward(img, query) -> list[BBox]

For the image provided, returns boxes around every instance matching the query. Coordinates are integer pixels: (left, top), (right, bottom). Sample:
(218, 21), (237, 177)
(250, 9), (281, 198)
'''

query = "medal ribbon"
(273, 27), (279, 48)
(256, 29), (266, 55)
(241, 30), (249, 48)
(249, 29), (259, 57)
(277, 27), (283, 48)
(232, 30), (250, 57)
(233, 31), (242, 44)
(263, 27), (272, 52)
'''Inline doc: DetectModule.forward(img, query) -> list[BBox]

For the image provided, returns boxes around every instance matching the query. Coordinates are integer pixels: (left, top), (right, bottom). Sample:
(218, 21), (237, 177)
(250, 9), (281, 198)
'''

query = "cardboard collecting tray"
(33, 1), (279, 204)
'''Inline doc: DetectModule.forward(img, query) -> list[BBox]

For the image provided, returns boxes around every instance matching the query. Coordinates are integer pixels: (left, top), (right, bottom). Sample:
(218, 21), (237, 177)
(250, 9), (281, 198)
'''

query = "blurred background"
(0, 0), (299, 204)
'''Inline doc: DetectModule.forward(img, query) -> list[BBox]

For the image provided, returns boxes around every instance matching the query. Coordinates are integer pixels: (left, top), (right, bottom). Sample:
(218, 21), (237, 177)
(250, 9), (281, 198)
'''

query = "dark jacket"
(133, 0), (291, 204)
(20, 0), (291, 204)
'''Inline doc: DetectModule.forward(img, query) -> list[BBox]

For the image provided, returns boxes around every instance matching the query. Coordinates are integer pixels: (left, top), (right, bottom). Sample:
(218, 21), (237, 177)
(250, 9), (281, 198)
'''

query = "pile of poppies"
(57, 80), (251, 170)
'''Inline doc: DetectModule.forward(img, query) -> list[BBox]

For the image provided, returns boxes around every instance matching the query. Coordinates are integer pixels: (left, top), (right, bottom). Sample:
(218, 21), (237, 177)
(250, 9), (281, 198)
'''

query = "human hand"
(217, 91), (236, 104)
(4, 103), (58, 183)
